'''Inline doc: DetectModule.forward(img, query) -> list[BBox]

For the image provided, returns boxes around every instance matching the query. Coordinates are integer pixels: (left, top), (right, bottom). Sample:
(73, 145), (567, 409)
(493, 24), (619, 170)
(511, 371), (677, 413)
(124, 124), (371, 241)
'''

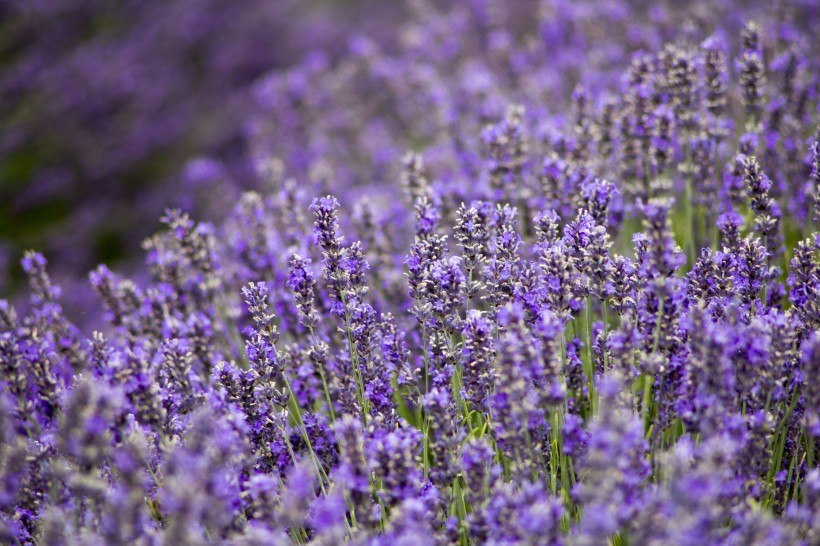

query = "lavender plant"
(2, 2), (820, 545)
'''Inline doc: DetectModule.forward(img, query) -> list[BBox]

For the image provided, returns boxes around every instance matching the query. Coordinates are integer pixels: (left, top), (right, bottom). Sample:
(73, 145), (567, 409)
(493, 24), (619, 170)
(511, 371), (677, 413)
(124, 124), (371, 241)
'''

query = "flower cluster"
(3, 2), (820, 545)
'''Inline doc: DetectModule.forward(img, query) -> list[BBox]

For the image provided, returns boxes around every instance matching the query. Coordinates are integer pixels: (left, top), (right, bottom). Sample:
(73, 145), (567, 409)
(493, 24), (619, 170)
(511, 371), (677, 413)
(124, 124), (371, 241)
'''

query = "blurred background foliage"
(0, 0), (405, 293)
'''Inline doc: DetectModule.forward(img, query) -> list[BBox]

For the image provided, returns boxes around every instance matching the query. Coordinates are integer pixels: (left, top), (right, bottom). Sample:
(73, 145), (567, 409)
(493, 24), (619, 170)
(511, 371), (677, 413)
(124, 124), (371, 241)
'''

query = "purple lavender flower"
(311, 196), (346, 294)
(461, 437), (496, 541)
(573, 378), (649, 544)
(242, 281), (281, 380)
(482, 104), (527, 202)
(801, 333), (820, 436)
(423, 388), (464, 488)
(661, 44), (699, 137)
(367, 426), (423, 511)
(716, 210), (745, 253)
(788, 240), (820, 330)
(334, 415), (376, 529)
(4, 7), (820, 545)
(534, 209), (562, 247)
(461, 310), (495, 414)
(743, 155), (784, 261)
(737, 21), (767, 126)
(485, 481), (565, 546)
(607, 254), (637, 316)
(538, 243), (581, 322)
(287, 254), (319, 331)
(413, 195), (441, 240)
(455, 203), (489, 304)
(427, 256), (465, 328)
(702, 35), (730, 140)
(649, 105), (675, 182)
(484, 204), (522, 311)
(402, 152), (431, 202)
(810, 140), (820, 226)
(564, 209), (612, 299)
(57, 379), (125, 471)
(636, 198), (685, 276)
(580, 178), (619, 229)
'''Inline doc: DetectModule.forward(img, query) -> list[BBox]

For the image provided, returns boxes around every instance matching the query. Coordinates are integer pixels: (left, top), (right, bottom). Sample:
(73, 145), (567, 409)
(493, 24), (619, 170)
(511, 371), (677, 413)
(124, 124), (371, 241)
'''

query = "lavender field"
(2, 1), (820, 544)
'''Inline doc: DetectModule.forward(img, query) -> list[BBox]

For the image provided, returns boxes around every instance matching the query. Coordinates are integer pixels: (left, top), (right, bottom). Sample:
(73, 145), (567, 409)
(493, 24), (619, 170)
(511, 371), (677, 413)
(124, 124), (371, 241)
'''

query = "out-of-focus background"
(2, 0), (818, 324)
(0, 0), (404, 289)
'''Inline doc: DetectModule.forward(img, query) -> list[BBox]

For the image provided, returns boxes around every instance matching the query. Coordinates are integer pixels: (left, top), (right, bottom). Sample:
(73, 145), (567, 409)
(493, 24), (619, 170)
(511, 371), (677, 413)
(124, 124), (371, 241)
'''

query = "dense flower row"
(3, 1), (820, 545)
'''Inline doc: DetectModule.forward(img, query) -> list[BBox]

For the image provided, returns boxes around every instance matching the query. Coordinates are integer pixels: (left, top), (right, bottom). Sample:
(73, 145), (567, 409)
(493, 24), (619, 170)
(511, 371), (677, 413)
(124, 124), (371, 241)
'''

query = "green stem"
(282, 373), (329, 495)
(421, 324), (431, 480)
(642, 374), (654, 430)
(308, 325), (336, 422)
(684, 169), (696, 266)
(339, 290), (369, 426)
(584, 297), (597, 414)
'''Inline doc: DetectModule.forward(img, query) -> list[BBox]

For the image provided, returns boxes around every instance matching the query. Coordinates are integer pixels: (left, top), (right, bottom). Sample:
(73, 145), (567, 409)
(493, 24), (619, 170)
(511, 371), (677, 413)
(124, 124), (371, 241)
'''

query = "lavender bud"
(242, 282), (281, 379)
(423, 388), (464, 487)
(811, 140), (820, 225)
(801, 333), (820, 435)
(649, 105), (675, 184)
(334, 415), (376, 529)
(368, 426), (423, 510)
(737, 22), (766, 124)
(402, 151), (430, 202)
(743, 156), (783, 261)
(533, 210), (562, 247)
(661, 44), (699, 136)
(461, 310), (495, 414)
(413, 194), (441, 240)
(716, 210), (745, 254)
(58, 380), (125, 471)
(787, 240), (820, 330)
(607, 254), (637, 316)
(702, 35), (729, 136)
(287, 254), (318, 330)
(564, 209), (612, 299)
(455, 203), (488, 302)
(538, 243), (581, 321)
(482, 104), (527, 201)
(574, 381), (649, 543)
